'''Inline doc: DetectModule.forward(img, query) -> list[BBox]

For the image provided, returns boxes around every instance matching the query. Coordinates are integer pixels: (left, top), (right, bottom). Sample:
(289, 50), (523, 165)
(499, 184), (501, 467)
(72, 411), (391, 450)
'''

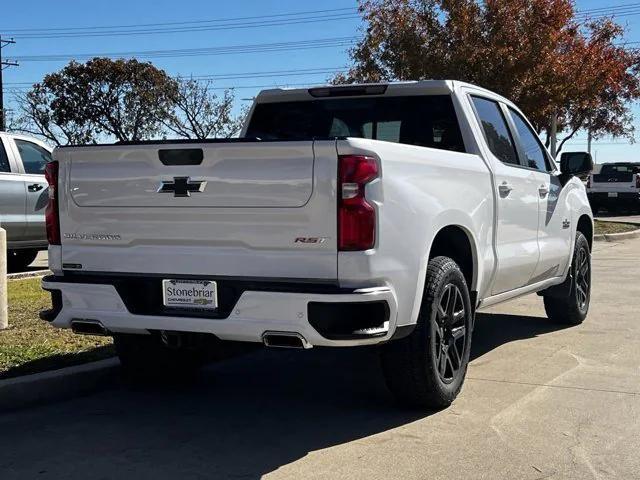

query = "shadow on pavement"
(471, 312), (571, 361)
(7, 265), (41, 274)
(0, 312), (569, 479)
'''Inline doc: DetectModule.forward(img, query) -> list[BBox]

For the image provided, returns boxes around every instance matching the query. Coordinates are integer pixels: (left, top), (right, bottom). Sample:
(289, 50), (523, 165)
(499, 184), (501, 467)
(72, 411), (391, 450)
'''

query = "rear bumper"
(41, 274), (399, 347)
(588, 191), (640, 205)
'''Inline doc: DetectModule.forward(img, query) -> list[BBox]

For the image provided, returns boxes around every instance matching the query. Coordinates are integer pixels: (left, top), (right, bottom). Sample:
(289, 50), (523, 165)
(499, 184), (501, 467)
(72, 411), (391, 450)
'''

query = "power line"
(3, 66), (348, 87)
(5, 81), (333, 96)
(0, 36), (19, 130)
(0, 3), (638, 41)
(575, 3), (640, 19)
(0, 7), (358, 35)
(1, 7), (357, 32)
(6, 12), (360, 39)
(577, 2), (640, 13)
(7, 36), (358, 63)
(1, 3), (636, 34)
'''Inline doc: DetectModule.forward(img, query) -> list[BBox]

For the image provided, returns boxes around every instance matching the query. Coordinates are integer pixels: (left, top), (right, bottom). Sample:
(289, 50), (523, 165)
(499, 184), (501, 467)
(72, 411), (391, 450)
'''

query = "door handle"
(538, 185), (549, 198)
(498, 182), (513, 197)
(28, 183), (44, 192)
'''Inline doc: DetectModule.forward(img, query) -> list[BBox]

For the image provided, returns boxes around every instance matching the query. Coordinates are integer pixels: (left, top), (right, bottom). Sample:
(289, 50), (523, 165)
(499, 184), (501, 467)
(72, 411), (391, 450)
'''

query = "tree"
(13, 57), (178, 144)
(12, 85), (99, 145)
(337, 0), (640, 152)
(162, 78), (245, 139)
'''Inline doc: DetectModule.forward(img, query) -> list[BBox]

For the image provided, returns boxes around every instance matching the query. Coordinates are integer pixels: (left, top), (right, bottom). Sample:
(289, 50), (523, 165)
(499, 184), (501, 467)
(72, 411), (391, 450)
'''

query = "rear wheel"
(381, 256), (473, 409)
(543, 232), (591, 325)
(7, 249), (39, 272)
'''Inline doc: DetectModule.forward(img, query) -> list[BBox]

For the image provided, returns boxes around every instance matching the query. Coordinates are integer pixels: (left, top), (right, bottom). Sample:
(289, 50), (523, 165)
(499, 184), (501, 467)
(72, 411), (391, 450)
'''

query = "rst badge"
(294, 237), (328, 244)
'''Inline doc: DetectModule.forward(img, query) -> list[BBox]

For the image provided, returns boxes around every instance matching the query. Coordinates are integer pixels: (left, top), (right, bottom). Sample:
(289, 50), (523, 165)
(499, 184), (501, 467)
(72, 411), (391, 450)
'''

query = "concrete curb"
(7, 269), (52, 280)
(0, 357), (119, 412)
(594, 228), (640, 242)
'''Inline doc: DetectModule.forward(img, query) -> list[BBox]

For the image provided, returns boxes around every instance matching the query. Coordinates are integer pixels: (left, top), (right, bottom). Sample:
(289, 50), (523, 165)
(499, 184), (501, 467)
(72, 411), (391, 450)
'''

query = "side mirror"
(560, 151), (593, 180)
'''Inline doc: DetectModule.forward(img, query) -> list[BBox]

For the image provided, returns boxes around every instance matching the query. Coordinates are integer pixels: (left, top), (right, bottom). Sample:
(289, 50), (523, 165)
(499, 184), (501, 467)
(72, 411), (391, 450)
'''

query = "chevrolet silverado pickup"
(41, 81), (594, 408)
(0, 132), (52, 270)
(587, 162), (640, 213)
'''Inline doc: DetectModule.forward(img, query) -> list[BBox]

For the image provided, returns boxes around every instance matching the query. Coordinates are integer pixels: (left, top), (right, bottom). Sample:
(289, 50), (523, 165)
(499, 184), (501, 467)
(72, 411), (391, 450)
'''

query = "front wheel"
(543, 232), (591, 325)
(380, 256), (473, 409)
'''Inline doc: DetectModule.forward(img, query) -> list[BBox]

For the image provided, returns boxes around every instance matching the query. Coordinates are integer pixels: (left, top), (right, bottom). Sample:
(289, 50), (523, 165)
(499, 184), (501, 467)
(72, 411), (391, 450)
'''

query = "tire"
(543, 232), (591, 325)
(7, 249), (39, 272)
(114, 332), (211, 380)
(380, 256), (473, 409)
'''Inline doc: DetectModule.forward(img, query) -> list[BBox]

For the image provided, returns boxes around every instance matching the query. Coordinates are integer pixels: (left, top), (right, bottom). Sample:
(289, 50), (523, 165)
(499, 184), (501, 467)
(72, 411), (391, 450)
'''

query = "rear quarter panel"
(336, 138), (494, 328)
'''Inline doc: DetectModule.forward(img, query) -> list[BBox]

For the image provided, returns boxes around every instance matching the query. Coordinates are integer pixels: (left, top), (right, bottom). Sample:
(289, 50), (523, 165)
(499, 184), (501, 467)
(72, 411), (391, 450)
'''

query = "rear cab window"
(601, 164), (640, 175)
(245, 95), (466, 153)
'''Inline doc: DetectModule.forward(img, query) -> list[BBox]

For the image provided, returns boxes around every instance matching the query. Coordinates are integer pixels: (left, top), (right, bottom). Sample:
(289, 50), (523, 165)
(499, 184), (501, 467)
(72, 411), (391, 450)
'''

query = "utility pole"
(0, 35), (19, 131)
(0, 36), (16, 329)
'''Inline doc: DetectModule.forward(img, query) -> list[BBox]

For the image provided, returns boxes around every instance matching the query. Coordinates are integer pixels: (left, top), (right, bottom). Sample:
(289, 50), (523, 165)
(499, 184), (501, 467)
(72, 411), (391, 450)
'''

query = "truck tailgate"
(56, 140), (338, 280)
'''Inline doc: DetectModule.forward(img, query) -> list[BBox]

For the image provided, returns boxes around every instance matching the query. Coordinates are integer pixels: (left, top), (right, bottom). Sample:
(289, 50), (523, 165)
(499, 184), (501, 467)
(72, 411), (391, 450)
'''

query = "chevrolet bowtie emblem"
(158, 177), (207, 197)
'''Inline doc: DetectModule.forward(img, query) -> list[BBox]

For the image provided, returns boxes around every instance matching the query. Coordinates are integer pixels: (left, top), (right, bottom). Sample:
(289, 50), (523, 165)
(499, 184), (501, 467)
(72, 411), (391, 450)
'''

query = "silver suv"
(0, 132), (52, 271)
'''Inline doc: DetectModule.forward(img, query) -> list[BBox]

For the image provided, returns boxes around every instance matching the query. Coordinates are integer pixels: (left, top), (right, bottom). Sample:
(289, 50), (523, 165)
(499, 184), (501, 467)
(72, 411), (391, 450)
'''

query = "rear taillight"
(337, 155), (379, 251)
(587, 176), (591, 189)
(44, 161), (60, 245)
(636, 174), (640, 189)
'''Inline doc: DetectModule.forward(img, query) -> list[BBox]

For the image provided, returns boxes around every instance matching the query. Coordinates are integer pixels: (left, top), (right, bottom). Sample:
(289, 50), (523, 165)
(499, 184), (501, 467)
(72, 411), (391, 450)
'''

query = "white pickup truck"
(41, 81), (594, 408)
(587, 162), (640, 213)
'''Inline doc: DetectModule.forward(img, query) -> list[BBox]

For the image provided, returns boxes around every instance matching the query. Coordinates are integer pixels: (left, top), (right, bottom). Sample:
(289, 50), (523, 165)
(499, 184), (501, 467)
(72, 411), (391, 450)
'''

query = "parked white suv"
(41, 81), (593, 408)
(0, 132), (52, 270)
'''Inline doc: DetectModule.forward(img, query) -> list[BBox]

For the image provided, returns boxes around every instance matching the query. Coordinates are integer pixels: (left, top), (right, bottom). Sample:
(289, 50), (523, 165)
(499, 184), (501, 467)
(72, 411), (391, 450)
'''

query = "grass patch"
(0, 278), (114, 379)
(594, 220), (639, 235)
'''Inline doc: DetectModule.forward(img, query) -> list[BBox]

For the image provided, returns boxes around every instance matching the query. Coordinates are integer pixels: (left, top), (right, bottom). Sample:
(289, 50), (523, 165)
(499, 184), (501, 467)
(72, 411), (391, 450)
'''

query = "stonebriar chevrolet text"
(40, 81), (594, 408)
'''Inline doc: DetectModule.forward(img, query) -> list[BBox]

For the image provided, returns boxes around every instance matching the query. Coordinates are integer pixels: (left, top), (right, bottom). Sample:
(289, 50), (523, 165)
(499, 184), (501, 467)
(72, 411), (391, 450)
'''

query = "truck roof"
(255, 80), (504, 103)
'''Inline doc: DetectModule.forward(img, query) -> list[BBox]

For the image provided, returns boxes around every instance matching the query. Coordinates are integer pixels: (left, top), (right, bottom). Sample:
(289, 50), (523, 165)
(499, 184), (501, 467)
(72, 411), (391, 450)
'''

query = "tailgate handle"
(158, 149), (204, 166)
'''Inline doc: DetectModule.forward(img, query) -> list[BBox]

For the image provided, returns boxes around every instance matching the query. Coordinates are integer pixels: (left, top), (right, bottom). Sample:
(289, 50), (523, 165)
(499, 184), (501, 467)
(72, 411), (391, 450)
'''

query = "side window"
(0, 139), (10, 173)
(509, 109), (551, 172)
(471, 96), (519, 166)
(14, 139), (52, 175)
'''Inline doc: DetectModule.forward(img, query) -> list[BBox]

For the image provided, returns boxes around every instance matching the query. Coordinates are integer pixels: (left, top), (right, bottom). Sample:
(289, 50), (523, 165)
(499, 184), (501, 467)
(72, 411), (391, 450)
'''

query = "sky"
(0, 0), (638, 163)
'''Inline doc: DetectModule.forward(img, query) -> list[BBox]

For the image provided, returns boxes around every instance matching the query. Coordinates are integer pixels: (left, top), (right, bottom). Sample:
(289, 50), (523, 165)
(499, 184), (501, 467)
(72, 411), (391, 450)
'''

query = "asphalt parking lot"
(1, 238), (639, 480)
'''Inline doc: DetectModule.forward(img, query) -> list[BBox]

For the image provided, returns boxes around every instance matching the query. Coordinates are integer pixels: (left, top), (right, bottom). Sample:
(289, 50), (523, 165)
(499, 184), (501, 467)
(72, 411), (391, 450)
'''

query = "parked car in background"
(587, 162), (640, 213)
(41, 81), (594, 408)
(0, 132), (52, 271)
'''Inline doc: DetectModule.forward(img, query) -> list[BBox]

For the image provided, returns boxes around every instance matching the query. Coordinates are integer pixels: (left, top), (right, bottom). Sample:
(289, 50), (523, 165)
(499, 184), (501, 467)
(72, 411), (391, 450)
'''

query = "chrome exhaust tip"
(70, 319), (109, 336)
(262, 331), (312, 349)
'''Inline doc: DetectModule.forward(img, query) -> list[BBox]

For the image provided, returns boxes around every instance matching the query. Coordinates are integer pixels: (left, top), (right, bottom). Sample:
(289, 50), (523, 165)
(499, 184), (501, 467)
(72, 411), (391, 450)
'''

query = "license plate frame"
(608, 192), (618, 198)
(162, 279), (218, 311)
